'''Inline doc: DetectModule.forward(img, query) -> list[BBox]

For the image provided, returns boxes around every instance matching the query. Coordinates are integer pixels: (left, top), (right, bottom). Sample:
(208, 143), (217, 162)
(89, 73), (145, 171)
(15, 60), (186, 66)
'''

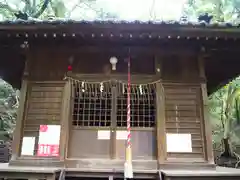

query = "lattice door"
(68, 80), (114, 158)
(72, 81), (113, 128)
(67, 78), (157, 160)
(116, 83), (156, 128)
(115, 83), (157, 160)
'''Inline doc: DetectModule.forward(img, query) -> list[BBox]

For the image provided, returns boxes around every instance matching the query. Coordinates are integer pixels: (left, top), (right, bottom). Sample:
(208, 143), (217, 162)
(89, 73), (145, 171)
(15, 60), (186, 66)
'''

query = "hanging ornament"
(67, 56), (74, 72)
(100, 82), (104, 92)
(68, 65), (72, 71)
(109, 56), (118, 70)
(81, 81), (85, 92)
(139, 85), (143, 95)
(122, 84), (125, 94)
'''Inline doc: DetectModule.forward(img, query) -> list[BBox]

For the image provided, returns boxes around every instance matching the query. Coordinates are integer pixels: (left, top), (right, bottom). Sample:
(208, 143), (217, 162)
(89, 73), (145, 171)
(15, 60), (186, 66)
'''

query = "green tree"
(0, 80), (19, 142)
(209, 78), (240, 166)
(0, 0), (118, 20)
(0, 0), (52, 20)
(183, 0), (240, 23)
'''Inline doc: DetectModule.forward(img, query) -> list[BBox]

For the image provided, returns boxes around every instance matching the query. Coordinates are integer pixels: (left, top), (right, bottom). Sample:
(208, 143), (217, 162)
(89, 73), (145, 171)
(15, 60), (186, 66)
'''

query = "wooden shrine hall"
(0, 20), (239, 180)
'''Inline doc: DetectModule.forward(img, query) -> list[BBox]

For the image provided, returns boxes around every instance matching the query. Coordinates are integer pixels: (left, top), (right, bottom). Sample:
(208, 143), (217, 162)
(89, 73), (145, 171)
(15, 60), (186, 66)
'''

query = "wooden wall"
(158, 54), (206, 161)
(21, 82), (64, 155)
(18, 47), (209, 163)
(163, 84), (204, 160)
(23, 82), (64, 136)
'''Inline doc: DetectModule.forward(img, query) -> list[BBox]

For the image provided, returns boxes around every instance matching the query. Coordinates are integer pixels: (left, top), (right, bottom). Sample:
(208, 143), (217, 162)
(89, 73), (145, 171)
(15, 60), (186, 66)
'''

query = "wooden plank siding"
(163, 83), (205, 160)
(22, 82), (64, 137)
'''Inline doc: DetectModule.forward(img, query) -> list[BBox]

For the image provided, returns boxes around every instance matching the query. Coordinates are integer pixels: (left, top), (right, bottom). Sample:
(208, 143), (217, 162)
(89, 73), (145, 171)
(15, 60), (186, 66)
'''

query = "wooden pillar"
(110, 85), (117, 159)
(156, 83), (167, 164)
(11, 57), (29, 160)
(59, 80), (71, 161)
(198, 51), (214, 164)
(155, 55), (167, 165)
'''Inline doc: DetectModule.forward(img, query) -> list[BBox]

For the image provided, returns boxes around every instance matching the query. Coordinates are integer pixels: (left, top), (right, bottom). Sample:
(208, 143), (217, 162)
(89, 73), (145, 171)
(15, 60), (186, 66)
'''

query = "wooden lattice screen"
(71, 80), (156, 128)
(116, 84), (156, 128)
(72, 81), (113, 127)
(164, 84), (205, 160)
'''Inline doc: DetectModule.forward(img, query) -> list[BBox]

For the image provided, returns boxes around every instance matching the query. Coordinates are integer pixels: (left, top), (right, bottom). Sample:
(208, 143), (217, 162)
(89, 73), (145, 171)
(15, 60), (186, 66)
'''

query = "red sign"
(37, 144), (59, 156)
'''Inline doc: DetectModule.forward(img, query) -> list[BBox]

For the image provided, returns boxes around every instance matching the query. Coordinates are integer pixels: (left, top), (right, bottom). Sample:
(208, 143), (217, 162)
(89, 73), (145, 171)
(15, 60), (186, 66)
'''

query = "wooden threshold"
(162, 166), (240, 180)
(9, 157), (64, 167)
(65, 159), (158, 170)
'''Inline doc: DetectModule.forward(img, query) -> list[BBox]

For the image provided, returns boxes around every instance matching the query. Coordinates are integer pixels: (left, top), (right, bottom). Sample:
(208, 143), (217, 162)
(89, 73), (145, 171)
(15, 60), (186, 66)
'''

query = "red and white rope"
(127, 58), (131, 149)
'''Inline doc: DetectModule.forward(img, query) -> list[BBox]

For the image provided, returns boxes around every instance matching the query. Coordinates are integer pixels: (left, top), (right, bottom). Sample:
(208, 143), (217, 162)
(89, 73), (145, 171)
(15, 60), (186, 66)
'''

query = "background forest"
(0, 0), (240, 165)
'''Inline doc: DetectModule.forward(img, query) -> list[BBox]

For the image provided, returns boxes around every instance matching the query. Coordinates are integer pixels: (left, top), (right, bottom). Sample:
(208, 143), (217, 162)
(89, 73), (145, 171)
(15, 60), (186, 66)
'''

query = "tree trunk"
(221, 138), (231, 157)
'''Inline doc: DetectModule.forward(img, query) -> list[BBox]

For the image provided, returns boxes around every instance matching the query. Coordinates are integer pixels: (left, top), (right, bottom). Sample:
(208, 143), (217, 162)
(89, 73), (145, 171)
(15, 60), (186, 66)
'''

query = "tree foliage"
(0, 0), (119, 20)
(183, 0), (240, 23)
(209, 78), (240, 160)
(0, 80), (19, 142)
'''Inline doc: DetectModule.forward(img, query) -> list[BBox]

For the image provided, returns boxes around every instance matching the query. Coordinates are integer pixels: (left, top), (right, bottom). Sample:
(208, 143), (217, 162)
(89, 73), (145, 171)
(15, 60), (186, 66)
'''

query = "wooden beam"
(198, 53), (215, 165)
(59, 80), (71, 161)
(156, 82), (167, 164)
(10, 59), (29, 160)
(110, 87), (117, 159)
(33, 46), (197, 56)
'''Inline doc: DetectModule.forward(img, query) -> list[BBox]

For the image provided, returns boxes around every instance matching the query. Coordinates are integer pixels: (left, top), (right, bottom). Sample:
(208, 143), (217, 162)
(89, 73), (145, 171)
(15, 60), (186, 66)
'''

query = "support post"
(198, 50), (214, 164)
(155, 55), (167, 165)
(156, 82), (167, 164)
(110, 85), (117, 159)
(11, 57), (29, 160)
(59, 81), (71, 161)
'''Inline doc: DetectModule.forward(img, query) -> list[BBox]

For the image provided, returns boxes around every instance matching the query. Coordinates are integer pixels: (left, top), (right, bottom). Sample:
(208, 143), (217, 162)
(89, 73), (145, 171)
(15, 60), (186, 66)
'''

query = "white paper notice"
(37, 125), (61, 156)
(166, 133), (192, 153)
(21, 137), (35, 155)
(97, 130), (110, 140)
(116, 131), (128, 140)
(38, 125), (61, 145)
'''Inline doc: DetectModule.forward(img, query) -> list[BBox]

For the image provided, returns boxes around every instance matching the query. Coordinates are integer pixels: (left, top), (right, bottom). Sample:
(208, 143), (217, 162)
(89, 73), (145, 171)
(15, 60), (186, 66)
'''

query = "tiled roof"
(0, 19), (239, 29)
(1, 19), (240, 40)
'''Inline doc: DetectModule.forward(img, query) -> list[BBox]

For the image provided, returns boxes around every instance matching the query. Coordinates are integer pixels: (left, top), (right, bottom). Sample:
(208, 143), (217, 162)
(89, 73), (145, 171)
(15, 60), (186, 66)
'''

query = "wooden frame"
(8, 41), (215, 172)
(11, 53), (29, 160)
(65, 73), (159, 160)
(59, 81), (71, 161)
(156, 82), (167, 164)
(11, 79), (28, 159)
(198, 53), (214, 164)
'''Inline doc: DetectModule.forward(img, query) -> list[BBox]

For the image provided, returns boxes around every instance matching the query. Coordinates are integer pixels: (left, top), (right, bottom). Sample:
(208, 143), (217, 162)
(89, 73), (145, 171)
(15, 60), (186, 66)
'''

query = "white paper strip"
(166, 133), (192, 152)
(97, 130), (110, 140)
(21, 137), (35, 155)
(116, 131), (128, 140)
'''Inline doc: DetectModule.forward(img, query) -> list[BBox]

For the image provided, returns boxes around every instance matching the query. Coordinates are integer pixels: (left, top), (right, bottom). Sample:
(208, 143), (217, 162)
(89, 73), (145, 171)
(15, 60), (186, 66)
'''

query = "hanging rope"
(127, 57), (131, 150)
(64, 75), (161, 86)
